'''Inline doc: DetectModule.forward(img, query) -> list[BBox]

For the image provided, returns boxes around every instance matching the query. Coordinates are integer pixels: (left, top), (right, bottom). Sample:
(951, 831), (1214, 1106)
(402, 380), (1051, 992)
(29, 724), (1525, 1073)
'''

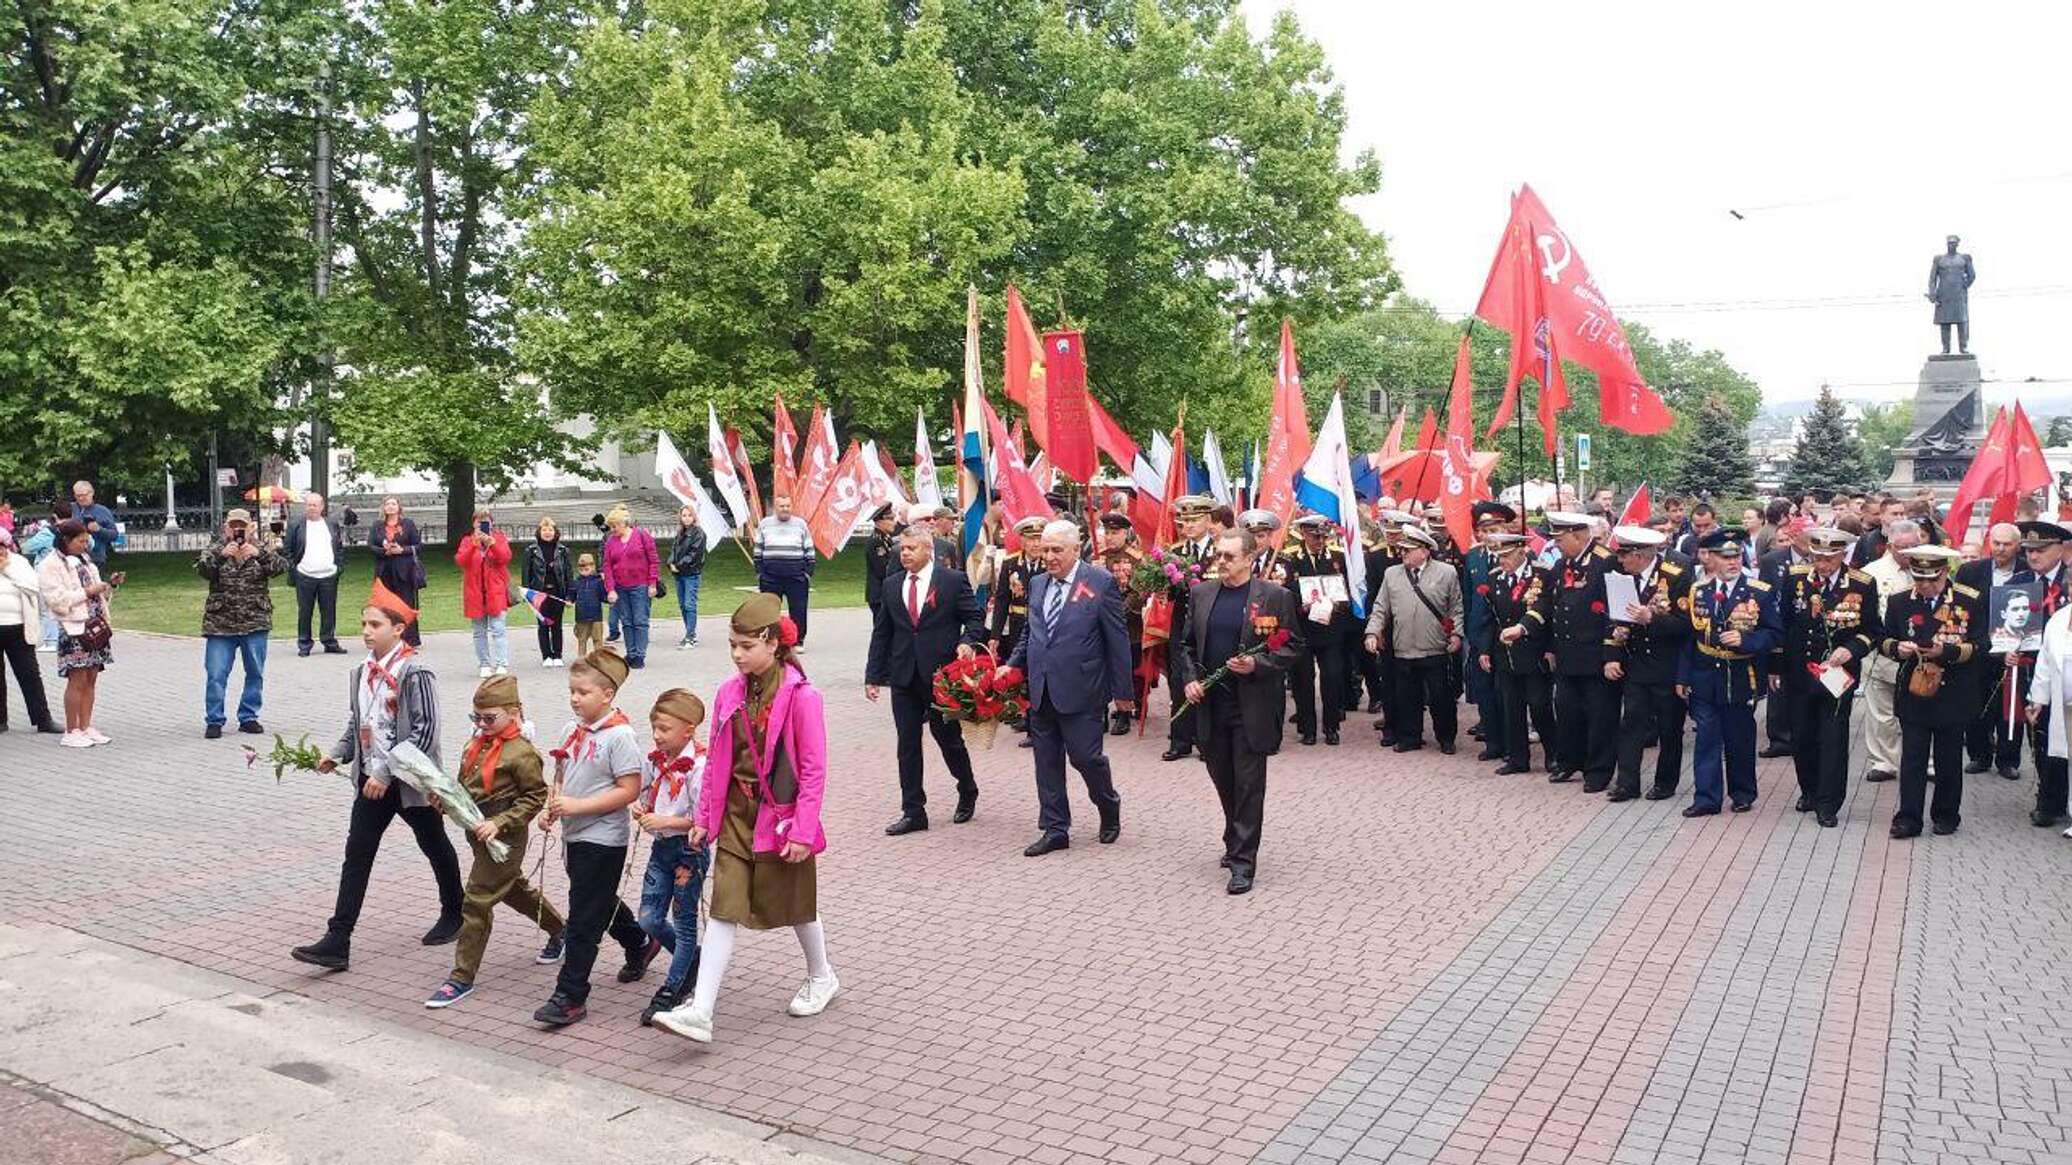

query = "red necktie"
(907, 574), (922, 626)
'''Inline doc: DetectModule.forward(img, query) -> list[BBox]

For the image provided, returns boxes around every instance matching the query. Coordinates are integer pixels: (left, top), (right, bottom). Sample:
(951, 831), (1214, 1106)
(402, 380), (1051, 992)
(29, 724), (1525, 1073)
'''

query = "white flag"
(1292, 393), (1367, 617)
(1202, 428), (1233, 506)
(655, 430), (730, 537)
(706, 403), (750, 529)
(1149, 430), (1174, 481)
(913, 406), (943, 508)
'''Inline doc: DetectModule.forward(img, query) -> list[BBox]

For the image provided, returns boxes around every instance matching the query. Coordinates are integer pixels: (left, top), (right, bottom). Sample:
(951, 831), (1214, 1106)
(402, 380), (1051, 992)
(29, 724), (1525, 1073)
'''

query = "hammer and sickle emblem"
(1536, 229), (1571, 285)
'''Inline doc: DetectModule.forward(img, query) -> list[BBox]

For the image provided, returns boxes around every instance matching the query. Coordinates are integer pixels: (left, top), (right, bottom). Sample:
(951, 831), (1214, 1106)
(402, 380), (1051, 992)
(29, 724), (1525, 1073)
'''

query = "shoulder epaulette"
(1592, 546), (1613, 559)
(1789, 563), (1813, 575)
(1747, 578), (1772, 592)
(1660, 561), (1683, 576)
(1847, 569), (1872, 584)
(1952, 582), (1980, 599)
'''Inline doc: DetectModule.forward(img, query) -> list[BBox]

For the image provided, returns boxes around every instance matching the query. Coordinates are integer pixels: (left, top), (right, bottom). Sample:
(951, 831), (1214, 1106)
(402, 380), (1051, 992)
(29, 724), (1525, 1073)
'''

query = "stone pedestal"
(1886, 354), (1984, 495)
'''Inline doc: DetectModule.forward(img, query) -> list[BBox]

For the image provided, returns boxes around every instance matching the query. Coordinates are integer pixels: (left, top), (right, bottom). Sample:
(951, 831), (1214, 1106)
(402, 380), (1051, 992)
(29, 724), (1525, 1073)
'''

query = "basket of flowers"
(932, 653), (1031, 749)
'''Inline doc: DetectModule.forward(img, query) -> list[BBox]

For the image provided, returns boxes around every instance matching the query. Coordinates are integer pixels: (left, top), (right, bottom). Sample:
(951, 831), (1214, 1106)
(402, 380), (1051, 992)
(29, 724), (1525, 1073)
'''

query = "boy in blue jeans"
(633, 687), (709, 1024)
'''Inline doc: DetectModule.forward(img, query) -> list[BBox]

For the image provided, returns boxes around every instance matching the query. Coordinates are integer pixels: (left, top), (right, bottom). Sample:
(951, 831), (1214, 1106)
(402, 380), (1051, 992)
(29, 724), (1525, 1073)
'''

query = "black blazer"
(1170, 577), (1304, 755)
(285, 515), (347, 576)
(867, 566), (985, 689)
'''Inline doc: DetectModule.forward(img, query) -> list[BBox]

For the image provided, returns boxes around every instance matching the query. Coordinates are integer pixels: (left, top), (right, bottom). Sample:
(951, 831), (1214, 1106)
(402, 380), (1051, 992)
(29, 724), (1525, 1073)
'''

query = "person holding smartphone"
(456, 508), (513, 677)
(196, 509), (288, 739)
(36, 520), (115, 748)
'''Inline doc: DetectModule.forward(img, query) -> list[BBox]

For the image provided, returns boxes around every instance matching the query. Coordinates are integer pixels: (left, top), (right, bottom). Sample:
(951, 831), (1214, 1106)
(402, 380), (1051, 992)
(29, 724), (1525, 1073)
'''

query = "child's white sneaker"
(85, 726), (110, 745)
(787, 973), (840, 1017)
(652, 1001), (713, 1043)
(60, 731), (93, 749)
(478, 665), (493, 678)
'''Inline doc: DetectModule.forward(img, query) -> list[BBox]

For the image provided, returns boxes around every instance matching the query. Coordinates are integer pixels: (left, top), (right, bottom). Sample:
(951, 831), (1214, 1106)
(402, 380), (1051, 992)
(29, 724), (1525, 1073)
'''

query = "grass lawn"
(106, 540), (872, 638)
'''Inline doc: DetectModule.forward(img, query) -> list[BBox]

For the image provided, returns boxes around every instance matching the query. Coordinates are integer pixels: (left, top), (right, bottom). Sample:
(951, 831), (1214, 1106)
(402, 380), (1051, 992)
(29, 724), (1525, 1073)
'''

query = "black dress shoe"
(885, 815), (929, 836)
(1108, 714), (1130, 736)
(1226, 870), (1254, 895)
(1023, 834), (1070, 857)
(1681, 805), (1719, 818)
(1795, 795), (1814, 812)
(2033, 810), (2067, 828)
(1581, 781), (1608, 794)
(1476, 748), (1504, 762)
(1606, 789), (1638, 803)
(952, 800), (976, 825)
(291, 931), (351, 970)
(297, 646), (312, 657)
(1963, 758), (1989, 774)
(1493, 762), (1528, 775)
(422, 914), (463, 945)
(1730, 800), (1753, 813)
(1161, 746), (1193, 762)
(1548, 770), (1576, 784)
(1324, 731), (1341, 746)
(1930, 821), (1958, 836)
(1864, 770), (1896, 783)
(239, 721), (265, 735)
(1758, 745), (1793, 758)
(1097, 818), (1121, 845)
(1393, 741), (1424, 753)
(1019, 735), (1035, 749)
(1439, 741), (1456, 756)
(34, 722), (62, 735)
(1644, 787), (1675, 801)
(1889, 822), (1920, 839)
(205, 724), (223, 740)
(323, 643), (348, 655)
(1998, 766), (2020, 781)
(1299, 733), (1317, 747)
(1816, 812), (1839, 828)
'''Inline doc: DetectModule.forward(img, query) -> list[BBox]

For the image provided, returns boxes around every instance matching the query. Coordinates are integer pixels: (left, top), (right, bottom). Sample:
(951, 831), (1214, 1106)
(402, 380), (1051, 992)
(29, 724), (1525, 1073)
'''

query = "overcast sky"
(1240, 0), (2072, 406)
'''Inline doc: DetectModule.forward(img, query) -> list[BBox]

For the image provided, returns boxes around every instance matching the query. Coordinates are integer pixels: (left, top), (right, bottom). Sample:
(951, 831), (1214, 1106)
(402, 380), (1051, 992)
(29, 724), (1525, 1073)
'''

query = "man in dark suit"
(867, 527), (985, 836)
(1957, 521), (2030, 778)
(1005, 519), (1134, 856)
(1173, 530), (1303, 894)
(1755, 518), (1809, 758)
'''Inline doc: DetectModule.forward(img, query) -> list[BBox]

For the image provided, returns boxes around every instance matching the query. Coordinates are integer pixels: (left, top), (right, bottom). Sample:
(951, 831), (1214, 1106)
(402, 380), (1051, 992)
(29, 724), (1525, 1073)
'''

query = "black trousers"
(1898, 721), (1966, 832)
(891, 682), (977, 817)
(1613, 679), (1687, 796)
(327, 780), (464, 936)
(1029, 693), (1121, 839)
(1365, 647), (1394, 723)
(1496, 669), (1556, 769)
(1291, 637), (1347, 735)
(1166, 653), (1196, 751)
(555, 840), (647, 1004)
(1764, 675), (1794, 752)
(1965, 664), (2024, 772)
(1200, 704), (1266, 873)
(2028, 709), (2069, 821)
(1790, 687), (1855, 816)
(758, 571), (811, 642)
(295, 572), (341, 649)
(1555, 672), (1620, 781)
(535, 600), (565, 661)
(0, 623), (53, 728)
(1392, 654), (1457, 747)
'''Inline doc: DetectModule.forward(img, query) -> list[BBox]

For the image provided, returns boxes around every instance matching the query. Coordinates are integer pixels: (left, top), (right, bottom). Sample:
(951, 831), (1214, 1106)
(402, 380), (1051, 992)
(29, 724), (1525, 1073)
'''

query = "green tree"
(1856, 400), (1914, 483)
(2044, 415), (2072, 447)
(1782, 383), (1869, 498)
(1, 0), (324, 494)
(1670, 396), (1754, 501)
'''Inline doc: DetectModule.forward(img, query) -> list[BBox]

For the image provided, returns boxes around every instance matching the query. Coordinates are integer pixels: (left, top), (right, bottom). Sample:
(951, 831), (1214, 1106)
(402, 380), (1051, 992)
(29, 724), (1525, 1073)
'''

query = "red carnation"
(1476, 583), (1491, 596)
(1908, 614), (1924, 629)
(998, 667), (1025, 687)
(1266, 628), (1292, 651)
(1590, 600), (1607, 615)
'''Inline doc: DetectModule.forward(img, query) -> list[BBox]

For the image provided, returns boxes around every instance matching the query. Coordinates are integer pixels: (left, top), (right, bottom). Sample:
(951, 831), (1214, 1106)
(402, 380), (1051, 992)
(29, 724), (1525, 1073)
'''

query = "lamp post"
(162, 466), (180, 531)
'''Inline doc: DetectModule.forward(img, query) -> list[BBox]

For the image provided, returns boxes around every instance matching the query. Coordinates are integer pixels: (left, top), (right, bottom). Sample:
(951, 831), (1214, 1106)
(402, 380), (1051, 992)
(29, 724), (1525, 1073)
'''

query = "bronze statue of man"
(1927, 234), (1975, 355)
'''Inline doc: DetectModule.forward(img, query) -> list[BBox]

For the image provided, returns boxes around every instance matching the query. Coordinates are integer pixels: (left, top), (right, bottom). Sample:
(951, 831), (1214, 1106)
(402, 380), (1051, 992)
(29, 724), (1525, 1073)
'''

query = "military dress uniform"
(1605, 540), (1692, 802)
(1162, 500), (1217, 760)
(1777, 540), (1882, 825)
(1678, 535), (1784, 816)
(1546, 517), (1622, 789)
(1283, 528), (1354, 745)
(1094, 521), (1147, 736)
(1881, 547), (1988, 837)
(1476, 537), (1557, 773)
(989, 544), (1040, 661)
(1362, 537), (1402, 730)
(1463, 540), (1506, 759)
(862, 512), (899, 613)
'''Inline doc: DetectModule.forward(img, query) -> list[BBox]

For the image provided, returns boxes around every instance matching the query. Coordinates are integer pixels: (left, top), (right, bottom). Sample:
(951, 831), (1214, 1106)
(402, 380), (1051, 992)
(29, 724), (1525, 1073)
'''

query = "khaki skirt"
(708, 777), (816, 929)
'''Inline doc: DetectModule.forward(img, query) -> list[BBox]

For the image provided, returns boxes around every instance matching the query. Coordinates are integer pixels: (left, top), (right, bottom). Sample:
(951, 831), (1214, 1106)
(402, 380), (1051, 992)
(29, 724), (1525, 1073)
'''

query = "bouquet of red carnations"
(932, 654), (1030, 748)
(1175, 627), (1295, 723)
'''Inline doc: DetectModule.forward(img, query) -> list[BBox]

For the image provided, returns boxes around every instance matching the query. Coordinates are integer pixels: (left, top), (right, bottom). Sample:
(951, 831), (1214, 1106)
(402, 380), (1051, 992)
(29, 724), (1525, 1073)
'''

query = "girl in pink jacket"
(653, 592), (837, 1044)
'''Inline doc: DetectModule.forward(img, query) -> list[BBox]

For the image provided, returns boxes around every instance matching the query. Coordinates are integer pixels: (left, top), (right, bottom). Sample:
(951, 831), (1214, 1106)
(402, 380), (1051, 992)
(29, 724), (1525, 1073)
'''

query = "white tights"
(686, 918), (833, 1016)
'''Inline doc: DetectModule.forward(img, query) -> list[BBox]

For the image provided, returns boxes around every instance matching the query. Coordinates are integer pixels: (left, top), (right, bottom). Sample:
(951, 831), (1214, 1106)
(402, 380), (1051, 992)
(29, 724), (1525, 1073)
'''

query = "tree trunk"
(444, 460), (477, 543)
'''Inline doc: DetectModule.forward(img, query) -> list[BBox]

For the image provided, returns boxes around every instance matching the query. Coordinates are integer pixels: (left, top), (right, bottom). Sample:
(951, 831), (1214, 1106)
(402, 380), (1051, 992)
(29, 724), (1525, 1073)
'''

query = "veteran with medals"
(1880, 544), (1987, 838)
(1284, 513), (1355, 746)
(1476, 531), (1557, 774)
(1604, 526), (1691, 803)
(1676, 527), (1783, 817)
(1777, 529), (1882, 827)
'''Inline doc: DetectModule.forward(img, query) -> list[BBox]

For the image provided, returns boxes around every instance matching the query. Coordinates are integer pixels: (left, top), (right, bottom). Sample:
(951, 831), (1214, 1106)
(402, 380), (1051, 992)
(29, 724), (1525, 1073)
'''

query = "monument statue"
(1926, 234), (1975, 355)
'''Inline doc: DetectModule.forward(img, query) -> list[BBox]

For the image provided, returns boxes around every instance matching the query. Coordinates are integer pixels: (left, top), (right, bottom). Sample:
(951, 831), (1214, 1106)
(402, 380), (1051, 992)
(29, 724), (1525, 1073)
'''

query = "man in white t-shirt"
(288, 493), (348, 656)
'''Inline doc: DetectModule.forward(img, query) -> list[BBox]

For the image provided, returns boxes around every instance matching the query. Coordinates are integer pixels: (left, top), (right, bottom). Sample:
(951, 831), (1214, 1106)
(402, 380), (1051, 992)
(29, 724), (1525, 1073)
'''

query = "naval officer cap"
(1485, 531), (1531, 548)
(1695, 526), (1747, 556)
(1472, 500), (1518, 525)
(1291, 513), (1334, 533)
(1900, 542), (1963, 578)
(1098, 512), (1134, 531)
(1379, 508), (1420, 527)
(1172, 494), (1215, 518)
(2019, 520), (2072, 548)
(1238, 508), (1281, 533)
(1544, 511), (1595, 533)
(1804, 527), (1855, 556)
(1013, 515), (1049, 536)
(1610, 525), (1665, 550)
(1396, 524), (1439, 550)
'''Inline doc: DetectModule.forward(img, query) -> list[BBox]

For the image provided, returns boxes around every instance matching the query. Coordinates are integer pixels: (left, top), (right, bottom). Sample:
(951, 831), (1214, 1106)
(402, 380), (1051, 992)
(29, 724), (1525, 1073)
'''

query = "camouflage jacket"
(196, 544), (288, 636)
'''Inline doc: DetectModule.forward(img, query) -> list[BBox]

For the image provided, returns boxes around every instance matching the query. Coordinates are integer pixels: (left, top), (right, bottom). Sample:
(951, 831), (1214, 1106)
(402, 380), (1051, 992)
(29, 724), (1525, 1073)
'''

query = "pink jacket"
(696, 664), (828, 855)
(601, 527), (659, 594)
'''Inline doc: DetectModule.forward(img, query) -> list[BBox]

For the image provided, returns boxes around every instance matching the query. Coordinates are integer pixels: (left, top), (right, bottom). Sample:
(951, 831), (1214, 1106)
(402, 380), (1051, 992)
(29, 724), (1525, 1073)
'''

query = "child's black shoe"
(617, 937), (662, 983)
(640, 982), (685, 1026)
(421, 913), (463, 946)
(534, 994), (585, 1027)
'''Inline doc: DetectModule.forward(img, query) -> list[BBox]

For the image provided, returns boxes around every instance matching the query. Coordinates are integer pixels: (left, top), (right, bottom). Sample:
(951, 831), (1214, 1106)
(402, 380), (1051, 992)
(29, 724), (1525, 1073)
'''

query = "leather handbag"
(1907, 657), (1944, 698)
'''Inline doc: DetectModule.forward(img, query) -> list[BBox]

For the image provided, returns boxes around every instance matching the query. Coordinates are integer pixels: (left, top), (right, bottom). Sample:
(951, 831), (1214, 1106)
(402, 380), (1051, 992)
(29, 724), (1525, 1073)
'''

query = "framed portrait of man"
(1990, 581), (2044, 654)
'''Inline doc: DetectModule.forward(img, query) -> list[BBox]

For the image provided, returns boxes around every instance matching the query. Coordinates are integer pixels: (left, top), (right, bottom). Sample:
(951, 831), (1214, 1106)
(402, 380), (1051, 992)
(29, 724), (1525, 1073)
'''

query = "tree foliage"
(1670, 396), (1755, 501)
(1782, 382), (1870, 498)
(1856, 400), (1914, 483)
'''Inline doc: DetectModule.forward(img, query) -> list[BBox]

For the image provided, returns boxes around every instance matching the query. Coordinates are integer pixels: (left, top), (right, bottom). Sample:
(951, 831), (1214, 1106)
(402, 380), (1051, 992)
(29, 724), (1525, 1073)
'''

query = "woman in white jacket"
(36, 520), (115, 748)
(2024, 600), (2072, 836)
(0, 527), (57, 733)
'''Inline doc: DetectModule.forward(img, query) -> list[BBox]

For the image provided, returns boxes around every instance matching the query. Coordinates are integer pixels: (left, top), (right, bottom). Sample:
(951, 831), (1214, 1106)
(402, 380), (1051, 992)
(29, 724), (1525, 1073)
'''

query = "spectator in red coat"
(456, 507), (513, 677)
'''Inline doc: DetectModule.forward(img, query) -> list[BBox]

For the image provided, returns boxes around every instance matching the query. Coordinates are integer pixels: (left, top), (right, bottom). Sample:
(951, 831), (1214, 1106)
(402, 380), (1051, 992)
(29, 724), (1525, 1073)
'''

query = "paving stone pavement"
(2, 607), (2069, 1165)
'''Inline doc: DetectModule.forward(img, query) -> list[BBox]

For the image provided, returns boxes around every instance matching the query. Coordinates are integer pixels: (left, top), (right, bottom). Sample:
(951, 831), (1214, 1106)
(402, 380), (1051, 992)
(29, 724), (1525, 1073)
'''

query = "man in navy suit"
(1005, 519), (1134, 856)
(867, 527), (985, 836)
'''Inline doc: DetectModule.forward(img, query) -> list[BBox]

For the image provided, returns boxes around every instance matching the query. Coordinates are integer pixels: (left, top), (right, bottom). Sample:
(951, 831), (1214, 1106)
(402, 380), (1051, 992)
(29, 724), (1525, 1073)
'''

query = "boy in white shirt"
(633, 688), (710, 1024)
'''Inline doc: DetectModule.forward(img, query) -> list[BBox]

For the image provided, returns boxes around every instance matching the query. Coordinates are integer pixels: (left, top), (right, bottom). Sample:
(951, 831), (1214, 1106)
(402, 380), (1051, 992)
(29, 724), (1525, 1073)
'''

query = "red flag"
(1946, 407), (2013, 546)
(1088, 397), (1140, 470)
(1400, 406), (1442, 502)
(982, 398), (1053, 550)
(1617, 482), (1652, 527)
(807, 442), (872, 557)
(1437, 334), (1483, 552)
(1038, 329), (1099, 482)
(1004, 285), (1046, 415)
(1256, 319), (1313, 545)
(1379, 406), (1408, 461)
(1153, 422), (1190, 550)
(726, 426), (764, 528)
(2009, 402), (2053, 493)
(1476, 192), (1566, 455)
(771, 392), (800, 501)
(795, 404), (840, 522)
(1415, 406), (1438, 451)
